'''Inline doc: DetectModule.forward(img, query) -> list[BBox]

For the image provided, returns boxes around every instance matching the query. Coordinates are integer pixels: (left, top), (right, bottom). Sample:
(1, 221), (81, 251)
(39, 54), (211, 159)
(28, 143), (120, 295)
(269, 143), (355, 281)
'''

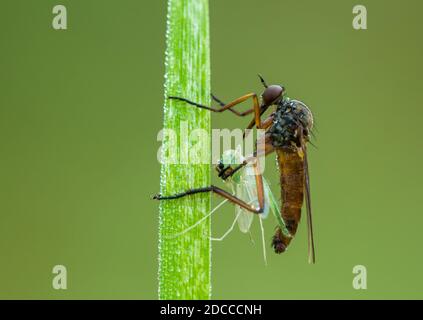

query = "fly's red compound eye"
(262, 85), (284, 105)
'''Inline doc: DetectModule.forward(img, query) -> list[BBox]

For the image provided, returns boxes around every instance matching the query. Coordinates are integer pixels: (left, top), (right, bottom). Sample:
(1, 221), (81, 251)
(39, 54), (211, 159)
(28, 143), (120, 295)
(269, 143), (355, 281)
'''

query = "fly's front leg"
(157, 92), (271, 212)
(169, 93), (263, 124)
(211, 94), (254, 116)
(210, 93), (225, 107)
(169, 95), (253, 116)
(169, 95), (252, 117)
(219, 116), (275, 180)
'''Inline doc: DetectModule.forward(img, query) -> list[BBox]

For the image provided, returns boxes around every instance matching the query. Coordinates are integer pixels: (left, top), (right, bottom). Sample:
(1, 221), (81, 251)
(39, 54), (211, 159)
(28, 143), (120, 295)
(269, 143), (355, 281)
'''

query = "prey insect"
(162, 148), (289, 265)
(218, 148), (291, 264)
(154, 75), (316, 263)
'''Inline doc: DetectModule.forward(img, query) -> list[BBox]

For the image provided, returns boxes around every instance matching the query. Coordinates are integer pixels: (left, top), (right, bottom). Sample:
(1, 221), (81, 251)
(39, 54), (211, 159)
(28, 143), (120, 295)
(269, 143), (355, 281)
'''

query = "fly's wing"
(303, 145), (316, 264)
(235, 164), (256, 233)
(263, 177), (291, 237)
(221, 149), (276, 234)
(291, 99), (313, 130)
(221, 149), (255, 233)
(235, 181), (254, 233)
(235, 160), (270, 265)
(235, 161), (292, 235)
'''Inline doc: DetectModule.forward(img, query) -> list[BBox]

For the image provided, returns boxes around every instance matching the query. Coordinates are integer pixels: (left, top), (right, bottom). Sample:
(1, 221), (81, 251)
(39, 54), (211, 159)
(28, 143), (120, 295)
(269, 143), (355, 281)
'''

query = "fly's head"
(257, 75), (286, 107)
(261, 84), (286, 106)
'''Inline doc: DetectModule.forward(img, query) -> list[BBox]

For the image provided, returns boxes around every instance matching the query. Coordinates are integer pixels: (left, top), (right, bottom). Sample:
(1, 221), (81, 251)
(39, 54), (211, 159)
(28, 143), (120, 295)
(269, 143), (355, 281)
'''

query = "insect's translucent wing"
(262, 176), (291, 238)
(226, 151), (287, 234)
(220, 149), (273, 234)
(291, 99), (314, 132)
(219, 149), (254, 233)
(234, 164), (269, 265)
(235, 182), (256, 233)
(235, 164), (260, 233)
(262, 177), (276, 219)
(303, 145), (316, 264)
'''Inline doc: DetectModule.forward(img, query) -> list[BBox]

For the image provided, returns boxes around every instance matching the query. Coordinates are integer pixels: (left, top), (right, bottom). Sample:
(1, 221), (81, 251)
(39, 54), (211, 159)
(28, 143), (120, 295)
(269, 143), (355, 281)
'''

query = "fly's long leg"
(212, 74), (268, 122)
(154, 157), (265, 214)
(169, 93), (264, 129)
(210, 93), (225, 106)
(154, 184), (263, 214)
(243, 107), (273, 139)
(219, 116), (275, 180)
(210, 94), (254, 117)
(158, 89), (271, 216)
(243, 106), (272, 135)
(260, 114), (276, 130)
(170, 95), (254, 117)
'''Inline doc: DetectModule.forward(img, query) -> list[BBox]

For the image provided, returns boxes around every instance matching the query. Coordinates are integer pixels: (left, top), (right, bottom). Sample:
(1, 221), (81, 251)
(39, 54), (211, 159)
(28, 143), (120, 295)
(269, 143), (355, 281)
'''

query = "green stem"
(158, 0), (211, 299)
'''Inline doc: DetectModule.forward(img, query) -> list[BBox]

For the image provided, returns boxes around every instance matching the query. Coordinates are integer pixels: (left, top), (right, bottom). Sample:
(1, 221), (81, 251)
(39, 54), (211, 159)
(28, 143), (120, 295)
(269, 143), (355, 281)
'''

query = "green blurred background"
(1, 0), (422, 299)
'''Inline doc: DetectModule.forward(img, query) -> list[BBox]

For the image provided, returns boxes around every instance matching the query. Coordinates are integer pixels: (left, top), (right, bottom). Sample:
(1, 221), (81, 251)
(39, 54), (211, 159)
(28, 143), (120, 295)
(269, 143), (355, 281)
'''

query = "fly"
(154, 75), (316, 263)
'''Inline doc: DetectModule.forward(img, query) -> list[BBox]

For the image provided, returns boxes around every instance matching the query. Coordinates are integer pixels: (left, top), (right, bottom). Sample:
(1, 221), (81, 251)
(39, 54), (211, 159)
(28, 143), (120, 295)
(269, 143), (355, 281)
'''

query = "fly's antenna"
(164, 199), (229, 239)
(258, 74), (268, 88)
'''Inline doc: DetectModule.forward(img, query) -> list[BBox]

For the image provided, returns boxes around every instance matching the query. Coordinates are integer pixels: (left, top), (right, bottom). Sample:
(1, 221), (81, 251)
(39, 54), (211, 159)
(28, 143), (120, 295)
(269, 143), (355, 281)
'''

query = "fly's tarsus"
(153, 186), (213, 201)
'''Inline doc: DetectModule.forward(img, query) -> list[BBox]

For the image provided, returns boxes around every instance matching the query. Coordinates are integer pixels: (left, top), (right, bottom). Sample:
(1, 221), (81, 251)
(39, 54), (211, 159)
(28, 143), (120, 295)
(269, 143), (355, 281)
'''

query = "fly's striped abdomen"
(272, 147), (305, 253)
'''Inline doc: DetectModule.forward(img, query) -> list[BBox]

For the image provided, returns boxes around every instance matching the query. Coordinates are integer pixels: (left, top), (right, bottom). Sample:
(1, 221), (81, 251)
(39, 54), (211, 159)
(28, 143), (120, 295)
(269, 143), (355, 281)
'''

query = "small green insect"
(166, 148), (291, 264)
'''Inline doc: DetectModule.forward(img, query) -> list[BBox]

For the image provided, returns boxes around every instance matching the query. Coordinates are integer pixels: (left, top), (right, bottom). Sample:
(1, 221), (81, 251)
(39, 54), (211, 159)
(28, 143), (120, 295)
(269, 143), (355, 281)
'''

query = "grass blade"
(158, 0), (211, 300)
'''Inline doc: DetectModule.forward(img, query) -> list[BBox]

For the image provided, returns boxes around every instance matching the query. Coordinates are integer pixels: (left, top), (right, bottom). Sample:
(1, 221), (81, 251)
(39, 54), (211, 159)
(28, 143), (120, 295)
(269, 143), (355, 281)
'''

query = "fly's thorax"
(268, 98), (313, 148)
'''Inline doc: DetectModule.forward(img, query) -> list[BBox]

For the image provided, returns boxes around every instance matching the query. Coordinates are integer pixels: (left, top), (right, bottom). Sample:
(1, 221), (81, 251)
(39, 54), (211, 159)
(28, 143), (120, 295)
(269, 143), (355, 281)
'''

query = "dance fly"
(154, 75), (316, 263)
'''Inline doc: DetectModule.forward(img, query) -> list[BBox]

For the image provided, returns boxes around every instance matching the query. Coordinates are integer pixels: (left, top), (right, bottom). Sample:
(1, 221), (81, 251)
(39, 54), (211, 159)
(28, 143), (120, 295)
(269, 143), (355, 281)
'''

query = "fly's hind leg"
(154, 158), (266, 214)
(154, 184), (263, 214)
